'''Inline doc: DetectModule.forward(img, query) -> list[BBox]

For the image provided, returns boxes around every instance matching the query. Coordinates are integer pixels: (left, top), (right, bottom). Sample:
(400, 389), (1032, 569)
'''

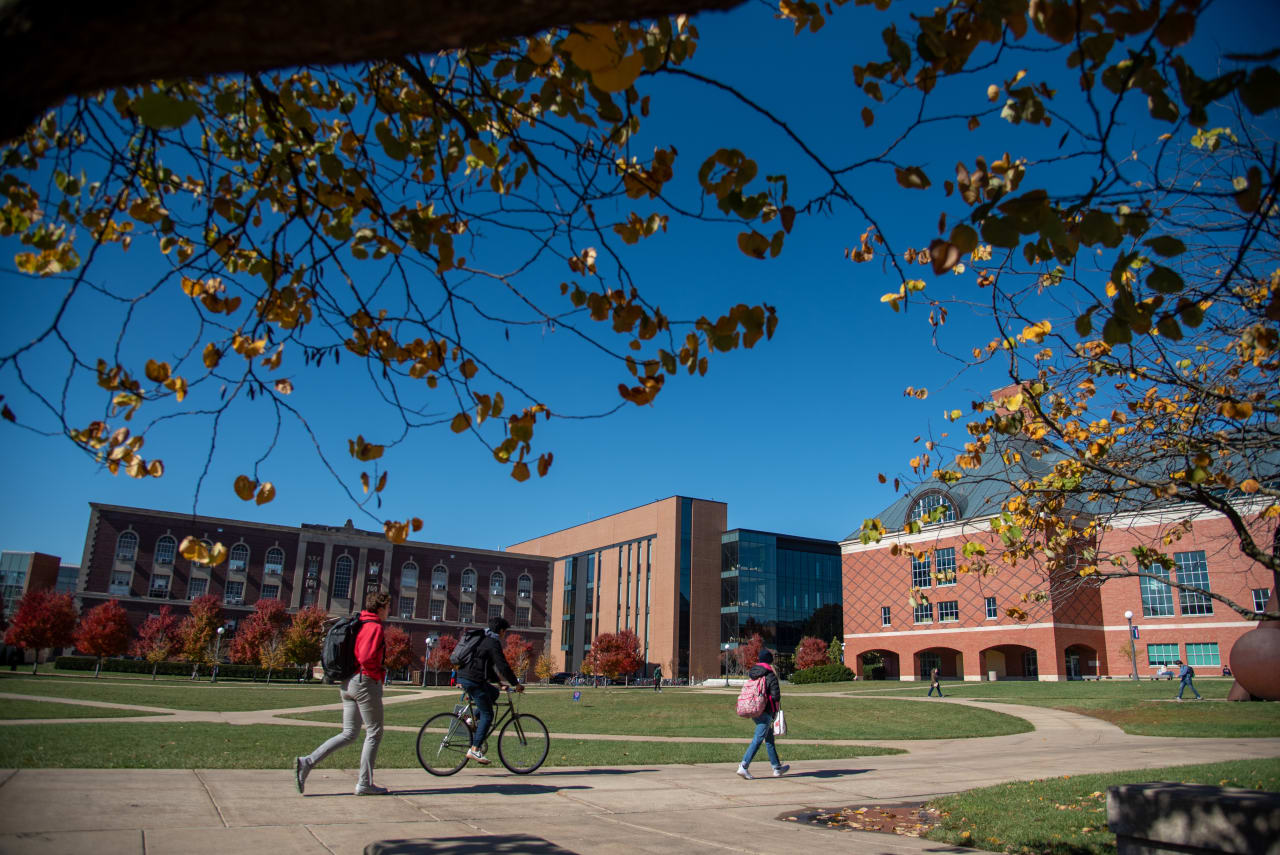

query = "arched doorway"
(980, 644), (1039, 680)
(915, 646), (963, 680)
(855, 649), (900, 680)
(1064, 643), (1100, 679)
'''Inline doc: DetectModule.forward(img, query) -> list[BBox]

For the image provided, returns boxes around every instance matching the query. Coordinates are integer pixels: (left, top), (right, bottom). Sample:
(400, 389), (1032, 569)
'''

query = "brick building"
(841, 457), (1274, 682)
(76, 503), (553, 675)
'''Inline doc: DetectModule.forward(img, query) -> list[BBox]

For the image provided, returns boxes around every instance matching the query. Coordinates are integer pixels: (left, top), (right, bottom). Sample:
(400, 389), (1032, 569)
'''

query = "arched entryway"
(855, 649), (900, 680)
(1064, 643), (1100, 680)
(915, 646), (963, 680)
(979, 644), (1040, 680)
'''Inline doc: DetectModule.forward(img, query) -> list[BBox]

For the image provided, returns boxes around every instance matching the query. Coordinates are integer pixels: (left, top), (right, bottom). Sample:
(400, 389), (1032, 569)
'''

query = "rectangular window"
(1174, 550), (1213, 616)
(260, 584), (279, 601)
(911, 554), (931, 589)
(985, 596), (998, 619)
(228, 553), (247, 573)
(224, 580), (244, 604)
(919, 651), (940, 679)
(399, 596), (415, 619)
(1140, 564), (1175, 617)
(332, 563), (351, 600)
(913, 602), (933, 623)
(155, 539), (176, 566)
(934, 547), (957, 585)
(264, 554), (284, 575)
(881, 606), (891, 626)
(1185, 642), (1220, 668)
(1146, 643), (1179, 666)
(148, 575), (170, 599)
(1254, 588), (1272, 613)
(459, 602), (474, 623)
(516, 606), (531, 626)
(430, 599), (445, 620)
(187, 577), (208, 599)
(488, 604), (504, 622)
(109, 571), (131, 596)
(938, 600), (958, 622)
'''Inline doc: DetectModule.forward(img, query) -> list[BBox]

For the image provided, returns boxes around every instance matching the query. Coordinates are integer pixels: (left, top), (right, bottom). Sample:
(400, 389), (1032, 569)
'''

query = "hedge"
(55, 656), (311, 682)
(789, 663), (855, 684)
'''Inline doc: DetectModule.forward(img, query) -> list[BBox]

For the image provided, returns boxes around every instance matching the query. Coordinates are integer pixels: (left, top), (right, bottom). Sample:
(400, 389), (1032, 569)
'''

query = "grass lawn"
(0, 672), (415, 712)
(0, 699), (169, 720)
(288, 687), (1034, 740)
(0, 722), (903, 769)
(926, 757), (1280, 855)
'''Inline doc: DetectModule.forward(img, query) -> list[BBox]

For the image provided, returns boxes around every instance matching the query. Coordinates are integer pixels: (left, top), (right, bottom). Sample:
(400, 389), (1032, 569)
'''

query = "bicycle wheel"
(497, 713), (549, 774)
(417, 712), (473, 776)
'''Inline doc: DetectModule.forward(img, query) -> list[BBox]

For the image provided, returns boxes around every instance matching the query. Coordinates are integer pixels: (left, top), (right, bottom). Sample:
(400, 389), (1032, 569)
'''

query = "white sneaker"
(772, 764), (790, 777)
(294, 756), (311, 794)
(736, 765), (753, 780)
(466, 747), (491, 765)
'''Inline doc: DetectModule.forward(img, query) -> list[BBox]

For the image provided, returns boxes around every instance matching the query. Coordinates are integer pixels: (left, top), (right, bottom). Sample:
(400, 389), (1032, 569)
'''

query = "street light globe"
(217, 626), (225, 635)
(1124, 610), (1133, 620)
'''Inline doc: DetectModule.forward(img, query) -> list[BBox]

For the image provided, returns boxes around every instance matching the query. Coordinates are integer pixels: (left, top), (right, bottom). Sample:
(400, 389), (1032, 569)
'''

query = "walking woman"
(736, 649), (788, 779)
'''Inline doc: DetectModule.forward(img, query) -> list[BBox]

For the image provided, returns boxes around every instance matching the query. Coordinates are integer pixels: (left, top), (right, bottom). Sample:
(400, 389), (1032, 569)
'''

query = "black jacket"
(457, 629), (519, 686)
(747, 662), (781, 712)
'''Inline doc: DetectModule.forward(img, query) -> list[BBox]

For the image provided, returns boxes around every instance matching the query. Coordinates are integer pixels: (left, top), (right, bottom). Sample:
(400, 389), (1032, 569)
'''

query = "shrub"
(789, 663), (854, 684)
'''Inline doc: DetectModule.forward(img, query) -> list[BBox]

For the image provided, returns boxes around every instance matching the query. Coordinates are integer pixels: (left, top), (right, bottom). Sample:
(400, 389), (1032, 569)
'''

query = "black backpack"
(450, 630), (484, 669)
(321, 615), (365, 683)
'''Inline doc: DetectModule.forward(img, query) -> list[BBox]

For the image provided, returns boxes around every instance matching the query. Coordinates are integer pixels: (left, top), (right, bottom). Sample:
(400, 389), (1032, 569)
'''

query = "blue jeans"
(741, 711), (781, 769)
(928, 682), (943, 697)
(458, 678), (499, 747)
(1177, 676), (1201, 699)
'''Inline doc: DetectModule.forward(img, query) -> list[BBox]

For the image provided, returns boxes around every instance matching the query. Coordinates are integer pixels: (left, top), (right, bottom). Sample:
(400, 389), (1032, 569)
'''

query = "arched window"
(909, 491), (956, 526)
(154, 535), (177, 566)
(517, 573), (533, 600)
(432, 566), (448, 590)
(229, 543), (249, 572)
(461, 568), (476, 594)
(490, 570), (505, 596)
(115, 531), (138, 562)
(334, 555), (353, 599)
(401, 561), (419, 588)
(264, 547), (285, 575)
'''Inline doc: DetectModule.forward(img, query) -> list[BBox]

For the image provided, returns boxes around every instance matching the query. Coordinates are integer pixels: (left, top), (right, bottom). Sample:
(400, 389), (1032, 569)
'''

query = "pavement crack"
(191, 770), (230, 828)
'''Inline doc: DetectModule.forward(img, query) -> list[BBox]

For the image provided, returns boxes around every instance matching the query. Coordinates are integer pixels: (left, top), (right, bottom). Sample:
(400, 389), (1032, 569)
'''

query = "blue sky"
(0, 1), (1271, 563)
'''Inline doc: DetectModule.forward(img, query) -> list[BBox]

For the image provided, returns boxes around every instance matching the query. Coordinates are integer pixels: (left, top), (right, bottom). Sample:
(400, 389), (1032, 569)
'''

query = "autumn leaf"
(234, 475), (256, 500)
(255, 482), (276, 505)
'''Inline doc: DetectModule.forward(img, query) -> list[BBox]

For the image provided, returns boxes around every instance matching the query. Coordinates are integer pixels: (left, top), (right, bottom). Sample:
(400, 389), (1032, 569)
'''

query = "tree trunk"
(0, 0), (746, 144)
(151, 663), (159, 681)
(94, 658), (102, 678)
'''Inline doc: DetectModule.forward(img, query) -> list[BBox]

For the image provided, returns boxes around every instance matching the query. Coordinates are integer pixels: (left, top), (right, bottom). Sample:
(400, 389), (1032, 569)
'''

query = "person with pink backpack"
(735, 649), (789, 779)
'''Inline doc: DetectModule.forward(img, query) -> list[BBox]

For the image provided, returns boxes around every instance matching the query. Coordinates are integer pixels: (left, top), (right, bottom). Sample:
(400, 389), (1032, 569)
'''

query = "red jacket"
(353, 610), (386, 681)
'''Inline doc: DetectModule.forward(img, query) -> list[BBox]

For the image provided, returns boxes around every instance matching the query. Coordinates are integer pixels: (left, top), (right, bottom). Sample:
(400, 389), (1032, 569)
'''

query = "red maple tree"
(738, 633), (764, 672)
(426, 633), (459, 679)
(383, 625), (420, 677)
(4, 589), (77, 674)
(73, 599), (132, 677)
(131, 606), (182, 680)
(502, 631), (535, 681)
(282, 604), (327, 675)
(178, 594), (224, 675)
(794, 636), (829, 670)
(228, 598), (290, 667)
(583, 630), (642, 681)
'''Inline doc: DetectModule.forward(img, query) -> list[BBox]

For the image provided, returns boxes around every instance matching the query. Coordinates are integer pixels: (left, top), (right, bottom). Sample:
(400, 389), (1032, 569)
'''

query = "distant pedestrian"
(736, 649), (788, 780)
(294, 591), (391, 796)
(449, 667), (456, 687)
(652, 664), (662, 692)
(927, 667), (943, 697)
(1174, 660), (1202, 701)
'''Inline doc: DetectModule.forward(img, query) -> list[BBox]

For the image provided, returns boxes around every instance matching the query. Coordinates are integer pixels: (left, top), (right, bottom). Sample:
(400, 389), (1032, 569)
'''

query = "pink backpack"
(735, 665), (771, 717)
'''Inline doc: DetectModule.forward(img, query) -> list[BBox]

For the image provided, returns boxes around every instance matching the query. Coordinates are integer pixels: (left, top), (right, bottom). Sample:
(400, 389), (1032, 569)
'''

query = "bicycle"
(416, 686), (549, 776)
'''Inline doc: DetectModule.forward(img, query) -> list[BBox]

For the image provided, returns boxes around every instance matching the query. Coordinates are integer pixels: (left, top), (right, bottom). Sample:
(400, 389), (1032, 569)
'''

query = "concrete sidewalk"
(1, 699), (1277, 855)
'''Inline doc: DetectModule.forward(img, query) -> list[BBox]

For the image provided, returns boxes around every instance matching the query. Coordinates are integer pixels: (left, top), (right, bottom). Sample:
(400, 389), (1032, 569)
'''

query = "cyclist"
(455, 616), (524, 765)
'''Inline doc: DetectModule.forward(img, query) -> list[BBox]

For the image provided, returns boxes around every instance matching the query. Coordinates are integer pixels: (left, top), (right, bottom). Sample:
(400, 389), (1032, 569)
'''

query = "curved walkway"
(1, 689), (1277, 855)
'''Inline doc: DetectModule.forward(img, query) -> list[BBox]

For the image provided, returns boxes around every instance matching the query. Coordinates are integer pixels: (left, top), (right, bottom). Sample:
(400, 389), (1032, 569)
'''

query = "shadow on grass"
(368, 835), (577, 854)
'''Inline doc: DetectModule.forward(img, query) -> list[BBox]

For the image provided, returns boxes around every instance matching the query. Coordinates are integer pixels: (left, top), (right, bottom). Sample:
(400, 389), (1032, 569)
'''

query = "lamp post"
(423, 637), (436, 687)
(211, 626), (225, 683)
(1124, 610), (1138, 681)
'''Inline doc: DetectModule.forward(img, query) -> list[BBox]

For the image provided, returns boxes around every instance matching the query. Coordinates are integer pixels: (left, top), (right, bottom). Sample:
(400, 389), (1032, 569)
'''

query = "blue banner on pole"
(1131, 626), (1139, 640)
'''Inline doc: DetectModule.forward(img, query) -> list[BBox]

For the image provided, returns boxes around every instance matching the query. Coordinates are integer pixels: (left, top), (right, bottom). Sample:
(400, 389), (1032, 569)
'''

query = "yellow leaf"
(527, 39), (553, 65)
(384, 520), (408, 544)
(164, 376), (187, 402)
(207, 542), (228, 566)
(592, 51), (644, 93)
(178, 536), (209, 563)
(147, 459), (164, 478)
(255, 482), (275, 505)
(1240, 478), (1261, 493)
(275, 379), (293, 395)
(1021, 320), (1052, 343)
(145, 359), (171, 383)
(203, 343), (222, 369)
(234, 475), (256, 501)
(376, 471), (388, 493)
(511, 461), (531, 482)
(451, 413), (472, 433)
